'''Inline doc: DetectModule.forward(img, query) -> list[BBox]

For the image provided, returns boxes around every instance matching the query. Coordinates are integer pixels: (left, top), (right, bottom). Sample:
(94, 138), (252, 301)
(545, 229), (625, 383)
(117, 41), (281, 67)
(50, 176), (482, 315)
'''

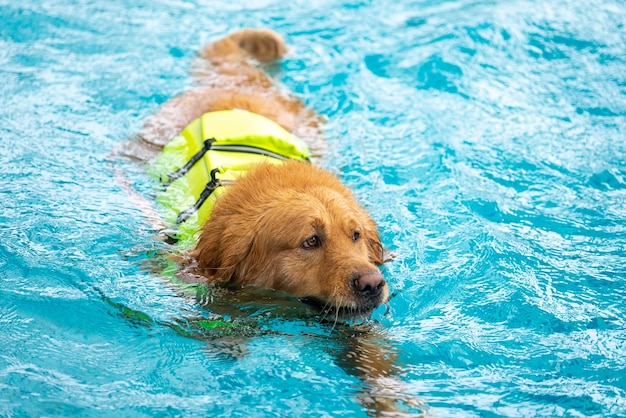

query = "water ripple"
(1, 0), (626, 416)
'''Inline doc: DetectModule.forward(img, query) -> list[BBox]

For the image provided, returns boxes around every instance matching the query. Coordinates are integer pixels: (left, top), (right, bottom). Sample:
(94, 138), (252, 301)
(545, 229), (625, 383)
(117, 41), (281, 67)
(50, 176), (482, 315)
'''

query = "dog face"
(191, 161), (388, 319)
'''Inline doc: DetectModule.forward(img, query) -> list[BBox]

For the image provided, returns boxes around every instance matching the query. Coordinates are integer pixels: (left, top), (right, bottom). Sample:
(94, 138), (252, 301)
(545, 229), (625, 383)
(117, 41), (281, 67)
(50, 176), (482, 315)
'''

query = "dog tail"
(200, 28), (287, 63)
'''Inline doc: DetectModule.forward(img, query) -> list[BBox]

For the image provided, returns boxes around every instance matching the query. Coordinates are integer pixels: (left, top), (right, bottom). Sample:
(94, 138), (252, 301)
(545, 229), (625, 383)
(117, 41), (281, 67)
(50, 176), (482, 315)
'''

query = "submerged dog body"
(138, 29), (388, 318)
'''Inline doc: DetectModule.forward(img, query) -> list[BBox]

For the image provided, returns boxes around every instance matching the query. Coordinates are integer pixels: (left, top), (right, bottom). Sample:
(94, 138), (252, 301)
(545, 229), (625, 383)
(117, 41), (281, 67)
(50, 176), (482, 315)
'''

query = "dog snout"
(353, 271), (386, 299)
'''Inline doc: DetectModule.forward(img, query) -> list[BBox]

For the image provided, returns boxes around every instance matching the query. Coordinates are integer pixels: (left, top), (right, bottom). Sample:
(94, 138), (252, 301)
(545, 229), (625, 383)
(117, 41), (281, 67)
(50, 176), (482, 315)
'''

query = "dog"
(117, 28), (427, 416)
(131, 28), (389, 320)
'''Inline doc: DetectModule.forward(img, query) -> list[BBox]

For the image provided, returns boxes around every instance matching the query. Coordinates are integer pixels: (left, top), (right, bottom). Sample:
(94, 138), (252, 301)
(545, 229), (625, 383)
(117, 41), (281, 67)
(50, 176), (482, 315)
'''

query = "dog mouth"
(299, 296), (382, 321)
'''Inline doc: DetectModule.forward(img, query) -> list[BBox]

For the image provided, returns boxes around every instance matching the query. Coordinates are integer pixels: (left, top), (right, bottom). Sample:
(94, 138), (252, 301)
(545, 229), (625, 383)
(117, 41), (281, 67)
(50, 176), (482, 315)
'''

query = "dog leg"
(335, 326), (429, 416)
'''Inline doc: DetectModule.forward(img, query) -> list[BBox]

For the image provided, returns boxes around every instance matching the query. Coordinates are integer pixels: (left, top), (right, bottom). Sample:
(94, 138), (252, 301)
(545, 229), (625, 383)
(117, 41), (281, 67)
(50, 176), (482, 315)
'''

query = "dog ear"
(191, 215), (255, 283)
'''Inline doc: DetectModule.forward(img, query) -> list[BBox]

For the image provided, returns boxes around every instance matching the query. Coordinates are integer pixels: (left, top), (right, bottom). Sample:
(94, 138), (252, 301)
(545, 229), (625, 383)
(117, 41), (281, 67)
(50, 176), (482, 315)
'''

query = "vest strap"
(161, 138), (215, 189)
(176, 167), (222, 224)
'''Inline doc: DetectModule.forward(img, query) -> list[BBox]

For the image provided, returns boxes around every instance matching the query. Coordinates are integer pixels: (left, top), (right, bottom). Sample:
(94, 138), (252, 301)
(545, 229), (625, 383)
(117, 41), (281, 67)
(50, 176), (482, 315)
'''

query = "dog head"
(191, 161), (388, 319)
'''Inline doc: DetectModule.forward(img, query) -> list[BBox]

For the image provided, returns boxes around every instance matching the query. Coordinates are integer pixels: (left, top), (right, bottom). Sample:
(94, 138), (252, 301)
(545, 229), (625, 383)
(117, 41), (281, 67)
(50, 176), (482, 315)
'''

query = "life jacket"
(148, 109), (312, 249)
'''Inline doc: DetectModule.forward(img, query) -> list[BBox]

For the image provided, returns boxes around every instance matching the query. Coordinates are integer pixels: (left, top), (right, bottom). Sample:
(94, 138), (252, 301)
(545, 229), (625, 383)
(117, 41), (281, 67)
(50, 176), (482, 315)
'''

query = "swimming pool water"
(1, 0), (625, 416)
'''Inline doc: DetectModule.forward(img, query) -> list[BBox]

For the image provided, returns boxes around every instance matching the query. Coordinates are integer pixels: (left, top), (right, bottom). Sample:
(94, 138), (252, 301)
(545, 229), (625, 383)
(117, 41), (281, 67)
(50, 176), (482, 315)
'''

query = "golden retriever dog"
(131, 28), (389, 320)
(116, 28), (428, 416)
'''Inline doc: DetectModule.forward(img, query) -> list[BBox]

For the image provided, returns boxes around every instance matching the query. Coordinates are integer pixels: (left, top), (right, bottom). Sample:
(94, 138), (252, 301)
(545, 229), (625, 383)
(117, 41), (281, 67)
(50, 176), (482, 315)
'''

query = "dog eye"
(352, 231), (360, 242)
(302, 235), (321, 249)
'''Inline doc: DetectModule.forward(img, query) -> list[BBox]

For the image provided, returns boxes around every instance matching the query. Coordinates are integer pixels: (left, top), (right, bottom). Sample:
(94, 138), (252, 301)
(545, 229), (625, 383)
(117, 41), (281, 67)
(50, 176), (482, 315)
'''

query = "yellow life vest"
(148, 109), (312, 249)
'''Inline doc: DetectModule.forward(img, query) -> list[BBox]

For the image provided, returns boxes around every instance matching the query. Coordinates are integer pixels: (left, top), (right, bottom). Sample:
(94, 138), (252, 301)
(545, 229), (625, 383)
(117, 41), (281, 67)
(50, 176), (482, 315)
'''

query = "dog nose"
(354, 271), (386, 298)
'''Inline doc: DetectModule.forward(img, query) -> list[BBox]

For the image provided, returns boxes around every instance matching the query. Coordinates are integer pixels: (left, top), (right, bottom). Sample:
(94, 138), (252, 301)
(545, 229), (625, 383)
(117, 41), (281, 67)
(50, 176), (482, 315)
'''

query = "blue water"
(1, 0), (625, 416)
